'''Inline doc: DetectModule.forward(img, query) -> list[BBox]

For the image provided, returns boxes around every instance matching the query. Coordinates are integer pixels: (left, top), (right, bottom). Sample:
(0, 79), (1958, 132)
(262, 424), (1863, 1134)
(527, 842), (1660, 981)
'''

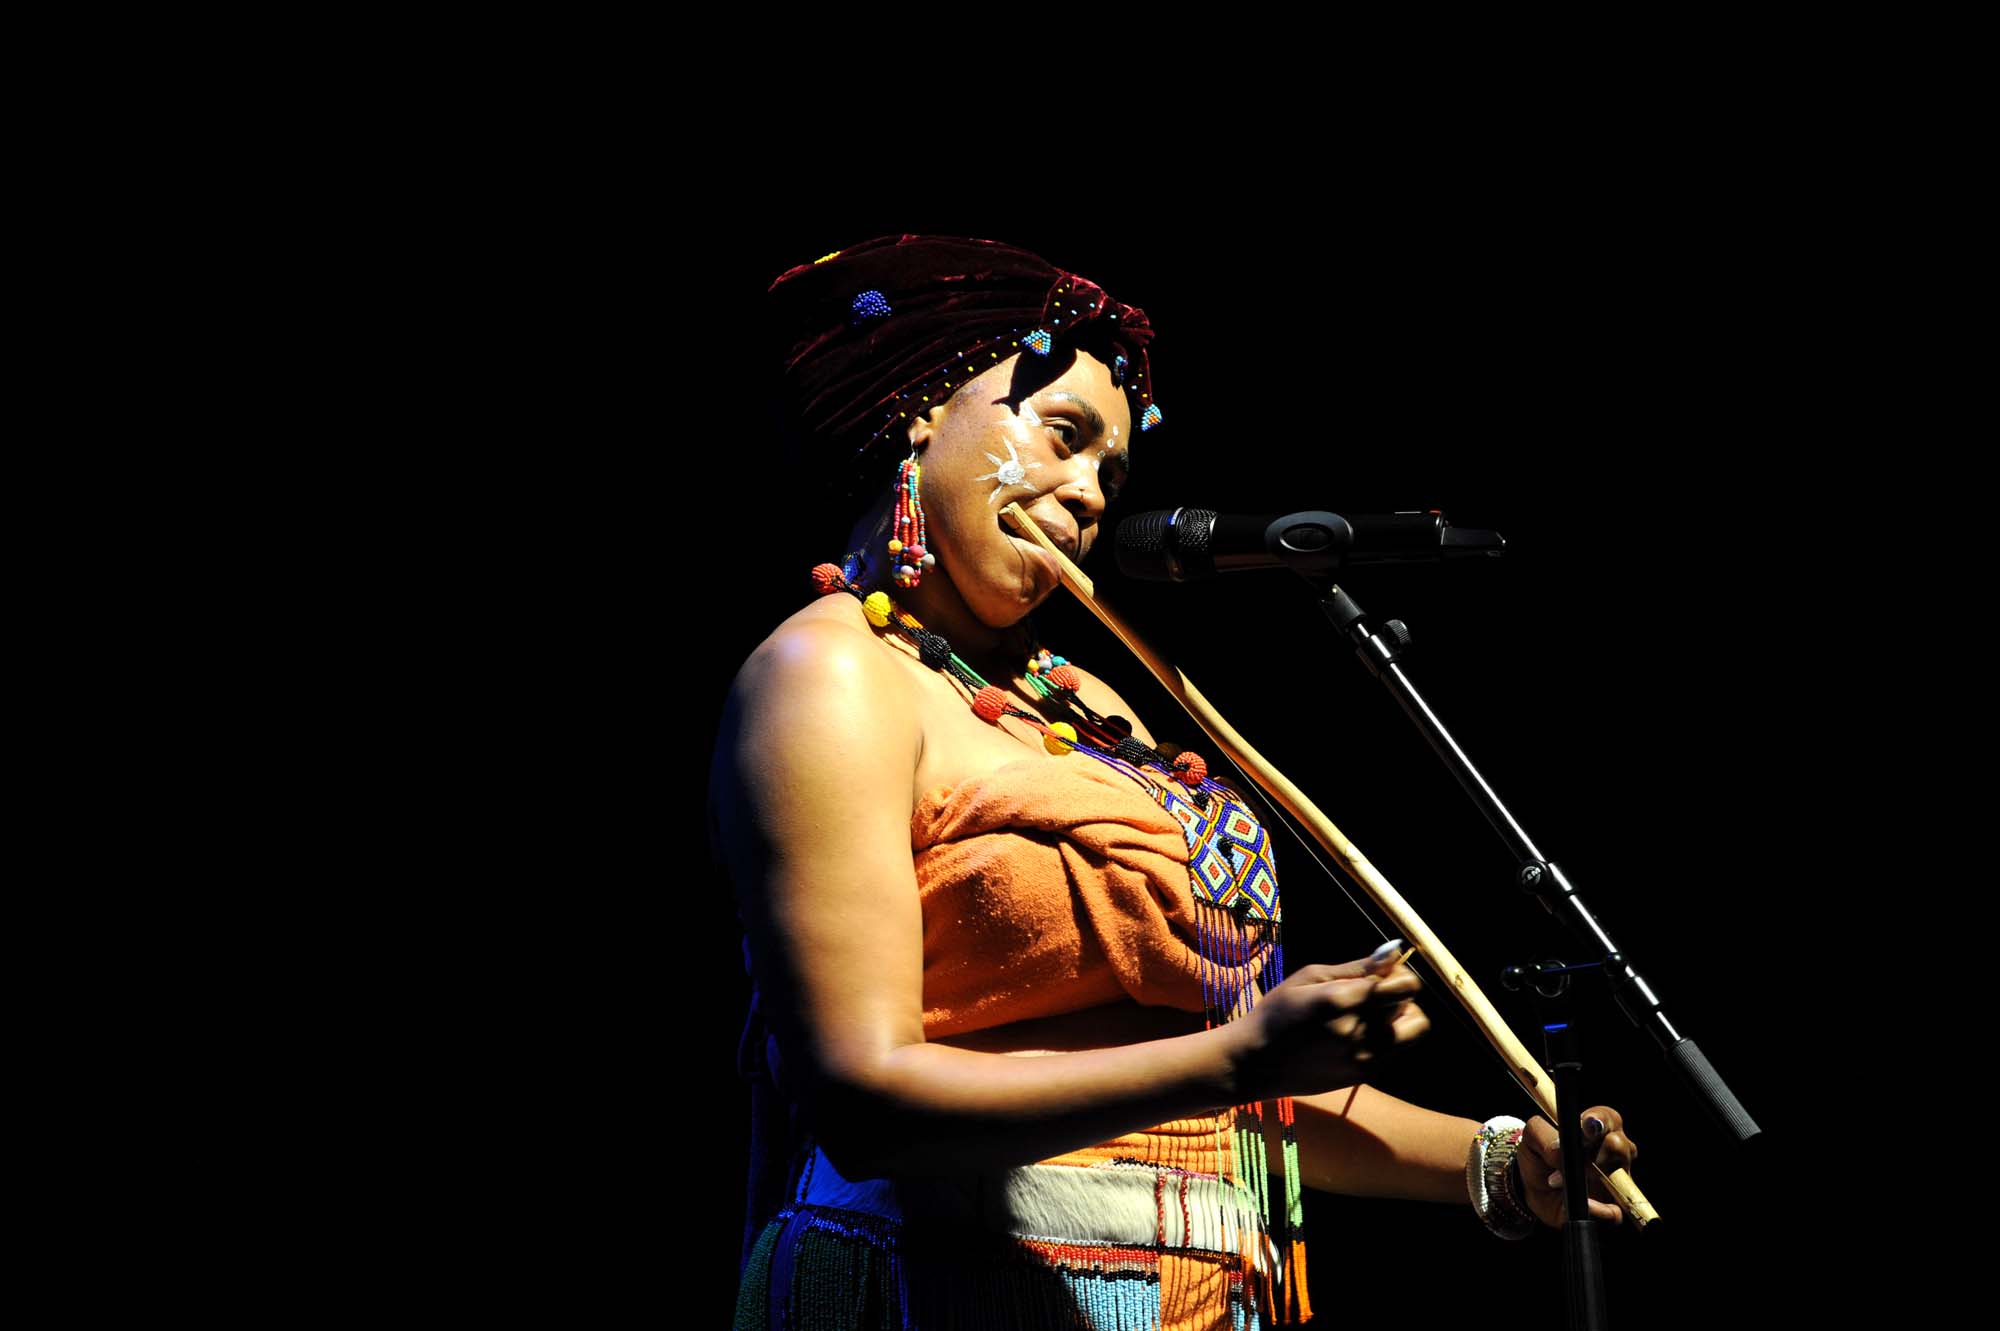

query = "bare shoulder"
(711, 597), (934, 1105)
(1062, 662), (1160, 750)
(732, 595), (896, 698)
(712, 596), (923, 841)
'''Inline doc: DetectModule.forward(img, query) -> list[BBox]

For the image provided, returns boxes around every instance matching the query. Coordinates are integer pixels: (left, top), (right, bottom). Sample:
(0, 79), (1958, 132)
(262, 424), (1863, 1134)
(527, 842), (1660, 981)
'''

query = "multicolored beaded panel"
(1157, 783), (1281, 924)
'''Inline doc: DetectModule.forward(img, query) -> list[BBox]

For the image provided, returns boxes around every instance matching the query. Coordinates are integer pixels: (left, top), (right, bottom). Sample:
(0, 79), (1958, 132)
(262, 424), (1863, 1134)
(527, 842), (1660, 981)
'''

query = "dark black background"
(213, 74), (1929, 1326)
(648, 198), (1851, 1328)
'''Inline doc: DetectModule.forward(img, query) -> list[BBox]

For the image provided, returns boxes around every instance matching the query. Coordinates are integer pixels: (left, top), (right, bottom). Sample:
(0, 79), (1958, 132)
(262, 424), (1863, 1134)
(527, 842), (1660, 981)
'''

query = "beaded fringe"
(1195, 896), (1309, 1328)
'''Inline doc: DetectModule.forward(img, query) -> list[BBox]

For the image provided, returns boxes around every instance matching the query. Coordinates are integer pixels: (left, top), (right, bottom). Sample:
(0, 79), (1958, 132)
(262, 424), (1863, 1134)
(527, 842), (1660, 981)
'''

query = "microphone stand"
(1308, 573), (1763, 1329)
(1503, 959), (1611, 1330)
(1312, 575), (1759, 1143)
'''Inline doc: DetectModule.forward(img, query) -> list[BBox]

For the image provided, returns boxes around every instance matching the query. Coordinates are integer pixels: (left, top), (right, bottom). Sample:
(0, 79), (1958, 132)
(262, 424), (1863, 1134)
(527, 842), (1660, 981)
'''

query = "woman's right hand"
(1226, 950), (1429, 1102)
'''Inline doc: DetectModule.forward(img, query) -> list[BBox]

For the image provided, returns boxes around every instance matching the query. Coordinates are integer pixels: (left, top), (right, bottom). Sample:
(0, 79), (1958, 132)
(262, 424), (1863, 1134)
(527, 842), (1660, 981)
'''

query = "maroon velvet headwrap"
(766, 235), (1159, 503)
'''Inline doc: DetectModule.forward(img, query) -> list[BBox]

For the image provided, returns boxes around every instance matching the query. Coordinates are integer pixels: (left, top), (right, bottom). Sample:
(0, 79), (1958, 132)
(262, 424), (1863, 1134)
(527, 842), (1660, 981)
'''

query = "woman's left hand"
(1516, 1105), (1638, 1227)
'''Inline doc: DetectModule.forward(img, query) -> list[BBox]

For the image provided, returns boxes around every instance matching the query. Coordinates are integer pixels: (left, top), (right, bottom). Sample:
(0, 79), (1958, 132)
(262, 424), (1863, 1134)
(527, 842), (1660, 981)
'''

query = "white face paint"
(1090, 424), (1122, 470)
(972, 437), (1043, 505)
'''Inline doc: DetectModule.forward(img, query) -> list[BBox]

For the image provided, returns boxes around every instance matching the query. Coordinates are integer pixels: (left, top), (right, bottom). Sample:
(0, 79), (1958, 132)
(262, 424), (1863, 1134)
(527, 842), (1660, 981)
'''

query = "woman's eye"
(1047, 421), (1078, 453)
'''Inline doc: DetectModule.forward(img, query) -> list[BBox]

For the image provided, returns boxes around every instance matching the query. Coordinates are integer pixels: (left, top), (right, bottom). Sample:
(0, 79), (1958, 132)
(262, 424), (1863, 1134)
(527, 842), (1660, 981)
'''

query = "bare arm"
(1283, 1083), (1481, 1204)
(1281, 1084), (1639, 1227)
(714, 620), (1244, 1181)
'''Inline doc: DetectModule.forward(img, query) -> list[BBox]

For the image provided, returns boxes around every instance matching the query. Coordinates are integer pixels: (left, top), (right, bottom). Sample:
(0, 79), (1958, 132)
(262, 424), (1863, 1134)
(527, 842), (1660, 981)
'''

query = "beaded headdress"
(765, 235), (1163, 507)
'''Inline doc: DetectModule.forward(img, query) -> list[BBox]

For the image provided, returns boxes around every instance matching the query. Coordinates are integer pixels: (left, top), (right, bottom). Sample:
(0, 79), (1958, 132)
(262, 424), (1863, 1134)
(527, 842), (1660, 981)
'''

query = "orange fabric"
(905, 753), (1309, 1324)
(913, 754), (1264, 1038)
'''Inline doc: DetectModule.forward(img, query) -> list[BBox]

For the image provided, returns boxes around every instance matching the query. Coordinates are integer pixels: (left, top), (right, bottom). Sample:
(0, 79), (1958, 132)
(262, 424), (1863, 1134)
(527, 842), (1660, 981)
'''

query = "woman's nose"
(1052, 456), (1107, 520)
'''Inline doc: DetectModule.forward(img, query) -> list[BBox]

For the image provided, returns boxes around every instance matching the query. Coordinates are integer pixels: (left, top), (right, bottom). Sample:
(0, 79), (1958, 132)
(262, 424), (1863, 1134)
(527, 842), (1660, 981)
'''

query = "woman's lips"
(1001, 512), (1078, 563)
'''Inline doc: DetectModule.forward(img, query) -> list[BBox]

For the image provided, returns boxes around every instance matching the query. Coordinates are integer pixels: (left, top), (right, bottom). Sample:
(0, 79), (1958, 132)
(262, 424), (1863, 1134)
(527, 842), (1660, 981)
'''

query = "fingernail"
(1367, 939), (1405, 971)
(1547, 1171), (1563, 1189)
(1585, 1116), (1605, 1139)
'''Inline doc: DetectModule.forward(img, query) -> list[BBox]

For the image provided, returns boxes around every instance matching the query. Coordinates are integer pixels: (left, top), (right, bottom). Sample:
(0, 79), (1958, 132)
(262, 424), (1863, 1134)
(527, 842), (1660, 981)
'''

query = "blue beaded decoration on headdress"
(850, 289), (892, 323)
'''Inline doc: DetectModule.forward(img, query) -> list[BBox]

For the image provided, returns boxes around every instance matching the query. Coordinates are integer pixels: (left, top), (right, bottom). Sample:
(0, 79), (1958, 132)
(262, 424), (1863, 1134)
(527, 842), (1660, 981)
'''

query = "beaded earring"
(889, 447), (936, 589)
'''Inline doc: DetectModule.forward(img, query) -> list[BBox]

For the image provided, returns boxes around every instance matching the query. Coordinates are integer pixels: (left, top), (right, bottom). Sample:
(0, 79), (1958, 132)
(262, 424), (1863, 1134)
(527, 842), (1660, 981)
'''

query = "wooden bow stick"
(1001, 503), (1658, 1229)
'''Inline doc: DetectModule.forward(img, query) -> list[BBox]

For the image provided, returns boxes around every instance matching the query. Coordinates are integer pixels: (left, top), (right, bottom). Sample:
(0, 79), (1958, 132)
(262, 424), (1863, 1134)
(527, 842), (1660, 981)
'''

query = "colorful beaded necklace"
(807, 559), (1312, 1323)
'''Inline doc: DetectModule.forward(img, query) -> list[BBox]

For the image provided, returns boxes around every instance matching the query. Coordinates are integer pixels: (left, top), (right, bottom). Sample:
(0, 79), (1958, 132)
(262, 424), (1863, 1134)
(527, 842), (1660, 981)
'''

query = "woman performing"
(714, 235), (1638, 1329)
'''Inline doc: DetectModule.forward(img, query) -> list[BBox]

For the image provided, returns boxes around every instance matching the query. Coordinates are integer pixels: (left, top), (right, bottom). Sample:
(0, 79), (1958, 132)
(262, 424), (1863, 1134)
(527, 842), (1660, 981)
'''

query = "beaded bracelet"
(1466, 1116), (1536, 1240)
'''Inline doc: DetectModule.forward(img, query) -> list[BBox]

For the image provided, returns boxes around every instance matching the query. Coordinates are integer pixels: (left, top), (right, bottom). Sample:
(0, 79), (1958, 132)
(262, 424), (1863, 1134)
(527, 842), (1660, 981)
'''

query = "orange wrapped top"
(913, 754), (1265, 1039)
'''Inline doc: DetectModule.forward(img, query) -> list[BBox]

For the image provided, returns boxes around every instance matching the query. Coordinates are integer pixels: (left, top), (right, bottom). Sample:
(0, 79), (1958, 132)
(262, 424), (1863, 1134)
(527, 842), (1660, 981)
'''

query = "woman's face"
(907, 348), (1134, 626)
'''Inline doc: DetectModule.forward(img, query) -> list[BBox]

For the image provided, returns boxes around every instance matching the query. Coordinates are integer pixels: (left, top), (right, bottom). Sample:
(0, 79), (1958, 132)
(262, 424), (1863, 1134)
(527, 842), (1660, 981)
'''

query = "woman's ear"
(908, 399), (944, 451)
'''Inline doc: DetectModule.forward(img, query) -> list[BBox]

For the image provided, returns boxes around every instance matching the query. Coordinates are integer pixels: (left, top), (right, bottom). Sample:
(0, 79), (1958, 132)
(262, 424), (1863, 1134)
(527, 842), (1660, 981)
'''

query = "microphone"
(1114, 508), (1504, 581)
